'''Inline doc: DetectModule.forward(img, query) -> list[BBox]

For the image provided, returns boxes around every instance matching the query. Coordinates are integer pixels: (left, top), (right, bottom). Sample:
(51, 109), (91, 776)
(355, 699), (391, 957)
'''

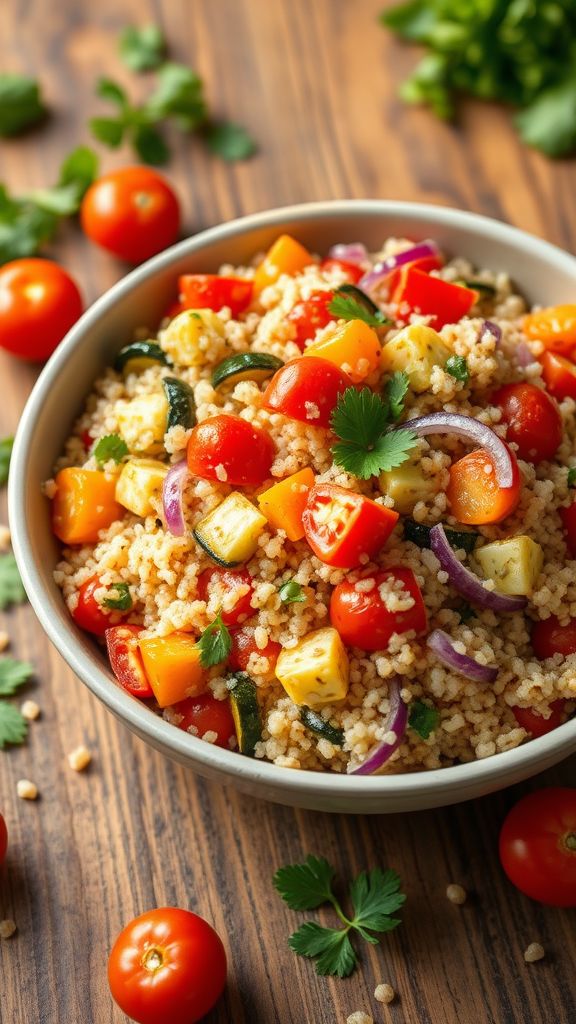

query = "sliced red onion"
(515, 341), (536, 367)
(430, 524), (527, 612)
(427, 628), (498, 683)
(350, 678), (407, 776)
(359, 240), (440, 294)
(400, 411), (515, 489)
(328, 242), (368, 265)
(482, 320), (502, 345)
(162, 460), (189, 536)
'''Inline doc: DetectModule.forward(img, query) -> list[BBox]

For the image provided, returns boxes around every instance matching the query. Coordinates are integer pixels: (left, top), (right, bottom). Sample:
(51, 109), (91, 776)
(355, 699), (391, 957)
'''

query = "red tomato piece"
(105, 625), (153, 699)
(385, 254), (443, 296)
(171, 694), (236, 748)
(0, 813), (7, 867)
(447, 446), (521, 525)
(512, 701), (567, 738)
(81, 166), (180, 264)
(330, 567), (427, 651)
(72, 576), (115, 636)
(197, 567), (254, 626)
(162, 299), (184, 322)
(560, 501), (576, 556)
(228, 626), (281, 673)
(532, 616), (576, 660)
(493, 382), (562, 463)
(390, 266), (478, 329)
(286, 290), (335, 350)
(108, 907), (227, 1024)
(540, 350), (576, 401)
(302, 484), (399, 569)
(178, 274), (253, 317)
(499, 788), (576, 906)
(186, 414), (275, 487)
(320, 258), (364, 284)
(262, 357), (352, 429)
(81, 430), (93, 450)
(0, 258), (83, 362)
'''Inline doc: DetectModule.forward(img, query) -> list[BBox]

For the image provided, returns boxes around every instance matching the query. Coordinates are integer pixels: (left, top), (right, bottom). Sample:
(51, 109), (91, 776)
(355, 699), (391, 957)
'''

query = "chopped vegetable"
(73, 576), (116, 636)
(212, 351), (283, 389)
(304, 318), (383, 383)
(227, 673), (262, 755)
(162, 461), (189, 537)
(257, 467), (315, 542)
(0, 554), (26, 610)
(402, 518), (479, 553)
(408, 700), (440, 740)
(162, 376), (196, 430)
(179, 274), (253, 317)
(162, 308), (224, 367)
(350, 678), (408, 775)
(540, 351), (576, 402)
(0, 74), (46, 136)
(568, 469), (576, 489)
(330, 568), (427, 651)
(302, 483), (399, 569)
(390, 268), (478, 330)
(115, 459), (169, 518)
(493, 382), (562, 463)
(253, 235), (313, 293)
(300, 707), (344, 746)
(275, 627), (350, 708)
(93, 434), (129, 469)
(103, 583), (133, 611)
(117, 392), (169, 454)
(197, 567), (254, 626)
(430, 524), (527, 612)
(360, 239), (441, 293)
(330, 387), (417, 479)
(114, 340), (170, 374)
(446, 447), (521, 525)
(193, 492), (267, 567)
(139, 632), (207, 707)
(379, 460), (438, 515)
(0, 437), (13, 486)
(380, 324), (450, 392)
(52, 468), (122, 545)
(446, 355), (469, 384)
(523, 305), (576, 353)
(474, 536), (544, 597)
(427, 629), (498, 683)
(106, 625), (152, 698)
(263, 356), (351, 429)
(286, 290), (335, 350)
(187, 414), (274, 487)
(327, 288), (391, 327)
(278, 579), (306, 605)
(119, 24), (166, 71)
(195, 614), (232, 668)
(229, 626), (281, 675)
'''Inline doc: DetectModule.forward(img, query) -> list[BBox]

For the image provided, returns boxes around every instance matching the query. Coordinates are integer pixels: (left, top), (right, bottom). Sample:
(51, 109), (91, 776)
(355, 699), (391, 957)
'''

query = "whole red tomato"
(0, 258), (82, 362)
(108, 907), (227, 1024)
(330, 568), (427, 650)
(186, 414), (275, 487)
(0, 813), (7, 866)
(492, 382), (563, 463)
(81, 167), (180, 263)
(499, 788), (576, 906)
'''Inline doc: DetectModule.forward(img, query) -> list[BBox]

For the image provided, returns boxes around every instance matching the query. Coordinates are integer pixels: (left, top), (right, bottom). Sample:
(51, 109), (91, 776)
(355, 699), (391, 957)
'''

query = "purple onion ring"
(427, 628), (498, 683)
(400, 411), (515, 489)
(162, 460), (190, 537)
(430, 524), (527, 613)
(350, 678), (407, 775)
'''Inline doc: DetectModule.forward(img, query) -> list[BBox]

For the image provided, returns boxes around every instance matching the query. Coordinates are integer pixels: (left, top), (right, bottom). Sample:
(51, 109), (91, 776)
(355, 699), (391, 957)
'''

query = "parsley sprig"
(0, 437), (13, 486)
(273, 855), (405, 977)
(446, 355), (469, 384)
(0, 658), (34, 749)
(195, 613), (232, 668)
(103, 583), (133, 611)
(408, 700), (439, 739)
(328, 286), (392, 329)
(92, 434), (129, 469)
(330, 376), (417, 479)
(0, 74), (46, 137)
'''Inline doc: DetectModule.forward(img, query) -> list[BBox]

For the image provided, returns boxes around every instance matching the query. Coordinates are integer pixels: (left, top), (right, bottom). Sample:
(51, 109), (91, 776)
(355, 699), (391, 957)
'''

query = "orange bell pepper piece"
(303, 319), (382, 382)
(138, 632), (208, 708)
(523, 304), (576, 354)
(253, 235), (313, 294)
(52, 468), (123, 545)
(257, 467), (315, 541)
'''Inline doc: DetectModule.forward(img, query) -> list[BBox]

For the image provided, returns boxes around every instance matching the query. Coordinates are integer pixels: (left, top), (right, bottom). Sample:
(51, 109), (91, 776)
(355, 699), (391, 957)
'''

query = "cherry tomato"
(72, 576), (115, 636)
(108, 907), (227, 1024)
(330, 568), (427, 650)
(302, 484), (399, 569)
(178, 274), (253, 317)
(0, 258), (82, 362)
(286, 291), (334, 351)
(263, 357), (352, 428)
(186, 414), (275, 487)
(171, 694), (236, 748)
(446, 446), (521, 525)
(532, 616), (576, 660)
(523, 304), (576, 354)
(390, 266), (477, 329)
(560, 502), (576, 557)
(81, 167), (180, 264)
(499, 788), (576, 906)
(105, 625), (153, 699)
(512, 701), (567, 738)
(319, 258), (364, 284)
(385, 254), (443, 296)
(493, 382), (562, 463)
(0, 813), (7, 867)
(540, 350), (576, 401)
(197, 567), (254, 626)
(229, 626), (281, 673)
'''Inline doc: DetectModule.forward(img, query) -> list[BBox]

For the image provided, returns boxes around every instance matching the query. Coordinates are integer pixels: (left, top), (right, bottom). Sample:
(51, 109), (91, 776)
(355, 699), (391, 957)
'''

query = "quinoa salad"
(48, 233), (576, 775)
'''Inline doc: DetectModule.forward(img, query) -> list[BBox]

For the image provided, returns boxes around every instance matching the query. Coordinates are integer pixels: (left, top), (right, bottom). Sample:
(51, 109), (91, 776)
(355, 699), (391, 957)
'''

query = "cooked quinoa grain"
(524, 942), (545, 963)
(374, 982), (396, 1004)
(347, 1013), (373, 1024)
(446, 883), (467, 905)
(0, 919), (17, 939)
(21, 700), (40, 721)
(0, 631), (9, 653)
(67, 745), (92, 771)
(17, 779), (38, 800)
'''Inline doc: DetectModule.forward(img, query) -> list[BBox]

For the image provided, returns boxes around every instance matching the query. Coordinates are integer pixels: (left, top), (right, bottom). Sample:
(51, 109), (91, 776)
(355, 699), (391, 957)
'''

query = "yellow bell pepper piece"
(253, 235), (313, 294)
(304, 319), (382, 382)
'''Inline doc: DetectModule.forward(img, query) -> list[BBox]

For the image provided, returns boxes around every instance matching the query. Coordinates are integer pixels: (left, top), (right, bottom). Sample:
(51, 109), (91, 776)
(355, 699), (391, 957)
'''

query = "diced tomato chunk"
(385, 254), (443, 295)
(286, 290), (335, 350)
(512, 701), (567, 738)
(540, 351), (576, 401)
(228, 626), (281, 674)
(178, 274), (253, 317)
(319, 258), (364, 284)
(73, 576), (115, 636)
(447, 446), (521, 525)
(390, 266), (478, 329)
(532, 616), (576, 660)
(523, 304), (576, 354)
(171, 693), (236, 748)
(105, 625), (153, 699)
(302, 483), (399, 569)
(197, 568), (254, 626)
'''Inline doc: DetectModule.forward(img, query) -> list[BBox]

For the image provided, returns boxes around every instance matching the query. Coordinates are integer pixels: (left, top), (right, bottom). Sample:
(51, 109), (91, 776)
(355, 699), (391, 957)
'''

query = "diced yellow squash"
(304, 320), (382, 382)
(161, 309), (225, 367)
(275, 627), (350, 708)
(475, 536), (544, 596)
(117, 392), (169, 455)
(194, 492), (268, 566)
(379, 460), (438, 514)
(381, 325), (450, 392)
(115, 459), (168, 518)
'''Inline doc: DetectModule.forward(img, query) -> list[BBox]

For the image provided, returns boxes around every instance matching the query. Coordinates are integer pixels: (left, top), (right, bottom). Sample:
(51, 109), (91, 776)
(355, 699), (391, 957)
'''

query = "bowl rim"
(9, 198), (576, 798)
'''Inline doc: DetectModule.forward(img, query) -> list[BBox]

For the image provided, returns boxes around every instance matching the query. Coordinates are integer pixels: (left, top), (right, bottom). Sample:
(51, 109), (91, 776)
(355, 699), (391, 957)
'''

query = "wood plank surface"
(0, 1), (575, 1022)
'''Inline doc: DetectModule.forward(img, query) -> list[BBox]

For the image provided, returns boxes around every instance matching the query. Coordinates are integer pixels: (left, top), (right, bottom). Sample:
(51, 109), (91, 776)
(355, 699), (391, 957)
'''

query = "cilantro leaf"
(103, 583), (133, 611)
(516, 72), (576, 158)
(0, 437), (14, 486)
(28, 146), (99, 216)
(89, 117), (126, 147)
(445, 355), (469, 384)
(408, 699), (440, 739)
(96, 77), (128, 107)
(278, 580), (306, 605)
(328, 290), (390, 328)
(350, 867), (406, 935)
(0, 554), (27, 610)
(331, 387), (390, 450)
(331, 387), (417, 478)
(145, 63), (207, 130)
(384, 370), (409, 422)
(289, 923), (357, 978)
(332, 428), (417, 479)
(133, 123), (170, 165)
(0, 659), (34, 696)
(0, 74), (46, 137)
(205, 121), (258, 162)
(568, 468), (576, 488)
(120, 25), (166, 72)
(0, 703), (28, 748)
(195, 613), (232, 668)
(92, 434), (129, 468)
(273, 855), (335, 911)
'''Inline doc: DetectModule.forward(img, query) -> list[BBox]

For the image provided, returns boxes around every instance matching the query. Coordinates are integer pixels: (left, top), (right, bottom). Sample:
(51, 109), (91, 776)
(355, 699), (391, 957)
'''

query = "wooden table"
(0, 2), (574, 1021)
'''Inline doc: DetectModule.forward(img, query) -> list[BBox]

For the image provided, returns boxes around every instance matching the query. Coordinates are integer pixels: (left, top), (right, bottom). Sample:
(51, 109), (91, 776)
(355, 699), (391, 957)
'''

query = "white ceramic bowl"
(9, 200), (576, 813)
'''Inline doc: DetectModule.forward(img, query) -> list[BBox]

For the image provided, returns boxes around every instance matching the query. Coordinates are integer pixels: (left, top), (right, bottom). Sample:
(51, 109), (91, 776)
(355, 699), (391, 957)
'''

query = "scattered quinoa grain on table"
(67, 745), (92, 771)
(21, 700), (40, 721)
(346, 1013), (373, 1024)
(0, 920), (17, 939)
(374, 982), (396, 1004)
(524, 942), (545, 963)
(446, 883), (467, 905)
(16, 779), (38, 800)
(0, 524), (11, 551)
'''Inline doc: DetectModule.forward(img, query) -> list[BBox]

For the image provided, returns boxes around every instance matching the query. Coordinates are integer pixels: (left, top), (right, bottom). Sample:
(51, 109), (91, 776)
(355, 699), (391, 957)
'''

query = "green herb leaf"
(145, 62), (207, 130)
(408, 699), (440, 739)
(328, 290), (390, 328)
(331, 387), (390, 450)
(332, 427), (417, 479)
(273, 855), (335, 911)
(195, 613), (232, 668)
(0, 185), (56, 264)
(0, 74), (46, 137)
(29, 146), (99, 216)
(93, 434), (129, 468)
(445, 354), (469, 384)
(89, 117), (126, 147)
(97, 77), (128, 107)
(516, 72), (576, 158)
(350, 867), (406, 935)
(103, 583), (133, 611)
(133, 123), (170, 165)
(120, 25), (166, 72)
(0, 703), (28, 748)
(204, 121), (258, 162)
(568, 468), (576, 488)
(0, 437), (14, 486)
(0, 659), (34, 696)
(289, 923), (357, 978)
(278, 580), (306, 605)
(0, 554), (27, 610)
(331, 386), (417, 478)
(384, 370), (410, 422)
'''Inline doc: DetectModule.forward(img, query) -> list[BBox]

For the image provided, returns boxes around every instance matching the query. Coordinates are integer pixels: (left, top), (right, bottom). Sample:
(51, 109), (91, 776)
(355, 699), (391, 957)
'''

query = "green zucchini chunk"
(114, 340), (170, 374)
(162, 376), (196, 431)
(300, 707), (344, 746)
(403, 519), (479, 554)
(212, 351), (284, 389)
(227, 673), (262, 756)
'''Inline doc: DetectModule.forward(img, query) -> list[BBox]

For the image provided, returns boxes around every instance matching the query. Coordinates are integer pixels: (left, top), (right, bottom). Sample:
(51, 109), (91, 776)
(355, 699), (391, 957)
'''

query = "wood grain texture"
(0, 1), (575, 1022)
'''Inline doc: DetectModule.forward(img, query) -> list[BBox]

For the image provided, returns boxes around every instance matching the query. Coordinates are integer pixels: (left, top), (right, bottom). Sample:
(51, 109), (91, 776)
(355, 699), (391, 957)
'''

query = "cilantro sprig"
(330, 378), (417, 479)
(408, 700), (439, 740)
(92, 434), (129, 469)
(328, 286), (392, 329)
(0, 554), (27, 611)
(195, 613), (232, 668)
(0, 658), (34, 749)
(0, 437), (14, 486)
(273, 855), (405, 977)
(120, 25), (166, 72)
(278, 579), (306, 605)
(0, 74), (46, 137)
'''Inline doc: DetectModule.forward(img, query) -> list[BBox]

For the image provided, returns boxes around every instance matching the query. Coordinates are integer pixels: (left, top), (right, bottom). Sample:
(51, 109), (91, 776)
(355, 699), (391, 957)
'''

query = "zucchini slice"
(300, 707), (344, 746)
(458, 279), (497, 297)
(162, 376), (196, 431)
(212, 352), (284, 389)
(334, 283), (380, 315)
(193, 492), (267, 567)
(403, 518), (479, 554)
(114, 341), (171, 375)
(227, 673), (262, 756)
